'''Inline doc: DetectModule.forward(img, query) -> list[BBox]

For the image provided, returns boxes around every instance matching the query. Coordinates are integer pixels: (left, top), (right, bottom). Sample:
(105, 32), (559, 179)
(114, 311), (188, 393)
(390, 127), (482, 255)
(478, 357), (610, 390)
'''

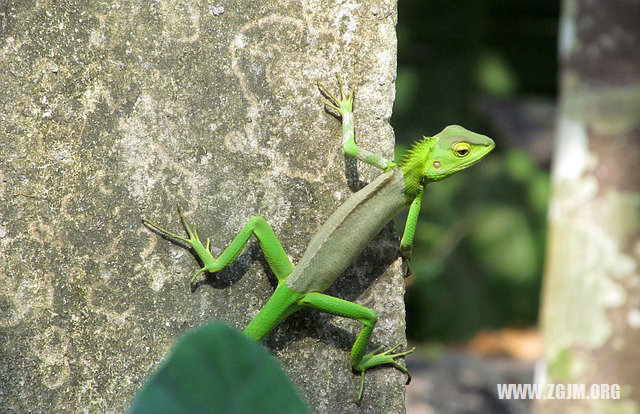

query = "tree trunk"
(537, 0), (640, 412)
(0, 1), (406, 412)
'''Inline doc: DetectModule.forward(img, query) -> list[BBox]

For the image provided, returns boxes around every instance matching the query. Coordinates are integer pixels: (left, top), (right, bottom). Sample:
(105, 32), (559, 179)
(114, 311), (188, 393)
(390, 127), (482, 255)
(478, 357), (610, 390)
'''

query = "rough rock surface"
(0, 1), (406, 412)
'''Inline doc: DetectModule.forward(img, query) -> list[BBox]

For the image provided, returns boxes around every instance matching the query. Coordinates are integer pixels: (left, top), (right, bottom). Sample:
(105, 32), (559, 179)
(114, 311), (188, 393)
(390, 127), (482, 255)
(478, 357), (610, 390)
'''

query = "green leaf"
(130, 322), (308, 414)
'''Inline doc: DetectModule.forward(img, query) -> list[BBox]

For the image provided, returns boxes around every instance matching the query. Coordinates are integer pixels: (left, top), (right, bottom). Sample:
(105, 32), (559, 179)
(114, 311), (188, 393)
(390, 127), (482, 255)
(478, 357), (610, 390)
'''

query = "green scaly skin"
(144, 77), (494, 400)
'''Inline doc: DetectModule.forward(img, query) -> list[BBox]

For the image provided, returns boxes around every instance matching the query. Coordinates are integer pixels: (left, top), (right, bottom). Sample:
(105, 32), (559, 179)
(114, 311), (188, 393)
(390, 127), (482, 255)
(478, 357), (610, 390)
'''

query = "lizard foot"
(317, 75), (354, 117)
(355, 343), (415, 400)
(143, 206), (213, 290)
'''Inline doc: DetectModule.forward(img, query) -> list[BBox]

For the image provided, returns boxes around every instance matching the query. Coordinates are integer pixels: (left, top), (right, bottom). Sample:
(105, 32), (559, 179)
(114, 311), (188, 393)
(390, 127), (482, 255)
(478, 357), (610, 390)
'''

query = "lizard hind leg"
(297, 292), (414, 400)
(144, 208), (295, 289)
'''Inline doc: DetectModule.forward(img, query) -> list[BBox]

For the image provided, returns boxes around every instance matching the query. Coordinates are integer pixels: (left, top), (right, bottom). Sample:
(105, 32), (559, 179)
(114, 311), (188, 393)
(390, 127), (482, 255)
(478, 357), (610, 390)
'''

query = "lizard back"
(285, 169), (407, 293)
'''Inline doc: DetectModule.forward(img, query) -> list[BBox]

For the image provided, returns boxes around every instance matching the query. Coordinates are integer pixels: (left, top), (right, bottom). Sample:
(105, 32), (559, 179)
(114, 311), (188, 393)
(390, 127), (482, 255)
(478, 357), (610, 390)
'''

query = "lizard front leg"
(318, 77), (397, 171)
(298, 292), (414, 400)
(399, 188), (424, 277)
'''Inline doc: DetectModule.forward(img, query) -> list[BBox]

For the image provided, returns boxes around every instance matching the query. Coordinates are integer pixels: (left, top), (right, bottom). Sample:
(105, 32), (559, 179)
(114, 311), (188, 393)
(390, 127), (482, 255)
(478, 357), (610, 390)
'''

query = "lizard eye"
(452, 142), (471, 157)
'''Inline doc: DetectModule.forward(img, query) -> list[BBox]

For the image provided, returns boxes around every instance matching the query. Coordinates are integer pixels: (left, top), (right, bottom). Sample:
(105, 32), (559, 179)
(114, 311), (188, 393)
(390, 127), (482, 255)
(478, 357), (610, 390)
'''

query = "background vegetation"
(392, 0), (560, 341)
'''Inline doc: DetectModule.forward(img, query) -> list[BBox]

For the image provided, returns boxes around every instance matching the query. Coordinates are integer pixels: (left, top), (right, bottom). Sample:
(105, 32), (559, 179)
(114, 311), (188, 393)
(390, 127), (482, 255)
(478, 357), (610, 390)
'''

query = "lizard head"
(420, 125), (495, 181)
(400, 125), (494, 196)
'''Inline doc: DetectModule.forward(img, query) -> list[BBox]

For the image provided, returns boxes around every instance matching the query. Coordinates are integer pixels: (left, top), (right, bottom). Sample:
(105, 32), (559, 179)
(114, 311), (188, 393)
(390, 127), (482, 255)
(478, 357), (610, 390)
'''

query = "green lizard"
(144, 78), (494, 399)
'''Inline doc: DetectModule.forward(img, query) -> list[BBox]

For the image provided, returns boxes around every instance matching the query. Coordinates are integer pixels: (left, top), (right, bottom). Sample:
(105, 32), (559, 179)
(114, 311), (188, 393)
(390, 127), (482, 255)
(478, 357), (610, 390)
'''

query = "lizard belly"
(285, 169), (407, 293)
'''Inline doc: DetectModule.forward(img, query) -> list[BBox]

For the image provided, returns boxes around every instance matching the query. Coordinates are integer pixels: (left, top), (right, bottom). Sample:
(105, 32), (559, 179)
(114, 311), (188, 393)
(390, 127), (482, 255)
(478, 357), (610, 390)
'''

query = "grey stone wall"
(0, 1), (405, 412)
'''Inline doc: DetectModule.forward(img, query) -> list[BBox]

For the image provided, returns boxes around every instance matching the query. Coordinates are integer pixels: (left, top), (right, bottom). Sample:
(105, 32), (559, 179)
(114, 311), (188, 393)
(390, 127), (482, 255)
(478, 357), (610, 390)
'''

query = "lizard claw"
(400, 248), (413, 278)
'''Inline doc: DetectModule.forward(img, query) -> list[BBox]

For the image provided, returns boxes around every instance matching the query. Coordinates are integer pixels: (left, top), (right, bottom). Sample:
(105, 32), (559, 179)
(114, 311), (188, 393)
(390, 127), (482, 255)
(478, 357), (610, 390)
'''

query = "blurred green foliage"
(399, 149), (549, 341)
(130, 323), (308, 414)
(393, 0), (558, 342)
(394, 0), (558, 138)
